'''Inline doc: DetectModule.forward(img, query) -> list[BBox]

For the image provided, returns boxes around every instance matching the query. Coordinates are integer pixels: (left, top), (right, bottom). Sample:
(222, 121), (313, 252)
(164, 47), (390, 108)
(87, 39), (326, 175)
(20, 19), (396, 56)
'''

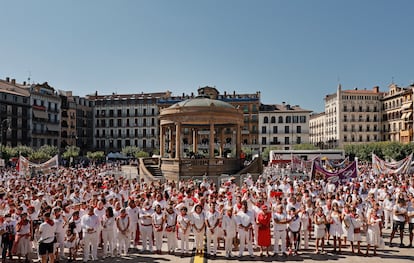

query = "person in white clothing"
(236, 200), (254, 258)
(138, 201), (153, 252)
(191, 204), (205, 255)
(164, 206), (177, 255)
(383, 194), (394, 229)
(205, 202), (219, 258)
(115, 208), (130, 256)
(101, 207), (115, 258)
(222, 206), (237, 258)
(273, 204), (289, 256)
(177, 206), (191, 256)
(126, 200), (139, 248)
(53, 207), (67, 260)
(38, 213), (57, 263)
(81, 206), (100, 262)
(151, 205), (164, 254)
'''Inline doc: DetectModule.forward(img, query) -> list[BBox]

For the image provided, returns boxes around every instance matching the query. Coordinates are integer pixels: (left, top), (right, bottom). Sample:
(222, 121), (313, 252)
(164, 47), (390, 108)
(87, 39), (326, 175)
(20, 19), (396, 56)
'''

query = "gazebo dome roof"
(171, 96), (234, 109)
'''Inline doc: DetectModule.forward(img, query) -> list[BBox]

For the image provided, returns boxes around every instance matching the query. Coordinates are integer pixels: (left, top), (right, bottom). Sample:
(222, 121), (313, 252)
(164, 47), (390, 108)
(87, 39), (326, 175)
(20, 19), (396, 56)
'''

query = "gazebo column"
(168, 127), (172, 158)
(175, 122), (181, 159)
(160, 125), (165, 157)
(193, 128), (198, 154)
(209, 122), (215, 159)
(236, 125), (241, 159)
(220, 128), (225, 157)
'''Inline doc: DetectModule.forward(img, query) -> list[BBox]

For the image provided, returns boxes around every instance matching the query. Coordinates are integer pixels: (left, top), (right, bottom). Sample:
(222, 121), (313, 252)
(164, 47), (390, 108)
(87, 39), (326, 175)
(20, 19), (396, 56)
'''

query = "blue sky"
(1, 0), (413, 113)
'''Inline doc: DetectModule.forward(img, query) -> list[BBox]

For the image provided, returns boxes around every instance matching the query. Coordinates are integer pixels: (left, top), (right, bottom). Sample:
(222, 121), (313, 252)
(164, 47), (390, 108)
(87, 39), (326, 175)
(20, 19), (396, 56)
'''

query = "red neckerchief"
(46, 219), (54, 226)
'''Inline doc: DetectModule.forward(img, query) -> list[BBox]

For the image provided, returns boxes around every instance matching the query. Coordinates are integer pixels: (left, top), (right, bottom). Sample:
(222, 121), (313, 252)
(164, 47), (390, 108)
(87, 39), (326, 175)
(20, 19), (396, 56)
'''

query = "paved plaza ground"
(27, 226), (413, 263)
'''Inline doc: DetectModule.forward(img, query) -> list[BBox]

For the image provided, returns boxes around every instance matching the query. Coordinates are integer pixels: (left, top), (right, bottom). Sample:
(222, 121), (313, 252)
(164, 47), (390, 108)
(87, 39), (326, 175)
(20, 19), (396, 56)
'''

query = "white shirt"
(81, 213), (100, 234)
(39, 221), (57, 243)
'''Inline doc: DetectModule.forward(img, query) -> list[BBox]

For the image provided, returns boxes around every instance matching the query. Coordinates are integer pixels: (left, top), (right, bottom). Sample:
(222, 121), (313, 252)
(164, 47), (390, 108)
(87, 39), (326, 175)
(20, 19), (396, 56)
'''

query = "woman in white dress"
(366, 209), (381, 256)
(348, 206), (363, 255)
(328, 203), (343, 253)
(101, 207), (115, 258)
(313, 207), (326, 254)
(191, 204), (205, 255)
(152, 205), (165, 254)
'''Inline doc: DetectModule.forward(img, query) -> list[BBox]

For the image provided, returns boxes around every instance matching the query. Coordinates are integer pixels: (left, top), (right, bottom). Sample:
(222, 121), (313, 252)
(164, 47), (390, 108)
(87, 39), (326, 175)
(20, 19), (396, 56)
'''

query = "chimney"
(6, 77), (10, 82)
(373, 86), (379, 93)
(11, 79), (16, 85)
(23, 81), (26, 85)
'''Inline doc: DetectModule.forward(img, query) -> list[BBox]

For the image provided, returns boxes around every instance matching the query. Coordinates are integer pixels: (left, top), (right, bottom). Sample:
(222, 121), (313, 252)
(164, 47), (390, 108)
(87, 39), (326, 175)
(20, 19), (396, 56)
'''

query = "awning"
(406, 112), (412, 119)
(33, 110), (48, 119)
(402, 102), (412, 110)
(401, 113), (407, 119)
(47, 125), (60, 132)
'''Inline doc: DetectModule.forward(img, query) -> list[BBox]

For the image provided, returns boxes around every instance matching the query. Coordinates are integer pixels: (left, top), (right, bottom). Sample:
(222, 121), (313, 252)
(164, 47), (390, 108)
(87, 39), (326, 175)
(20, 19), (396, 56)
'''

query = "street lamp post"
(0, 119), (11, 161)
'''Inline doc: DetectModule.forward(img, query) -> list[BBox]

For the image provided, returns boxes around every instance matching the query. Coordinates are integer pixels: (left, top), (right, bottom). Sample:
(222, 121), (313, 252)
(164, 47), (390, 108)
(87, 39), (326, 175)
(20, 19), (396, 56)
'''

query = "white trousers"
(273, 229), (287, 253)
(83, 232), (98, 261)
(238, 228), (253, 256)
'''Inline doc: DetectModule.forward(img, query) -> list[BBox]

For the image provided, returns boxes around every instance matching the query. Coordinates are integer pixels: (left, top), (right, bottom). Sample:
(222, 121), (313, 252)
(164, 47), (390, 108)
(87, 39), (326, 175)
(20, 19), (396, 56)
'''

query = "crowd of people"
(0, 161), (413, 263)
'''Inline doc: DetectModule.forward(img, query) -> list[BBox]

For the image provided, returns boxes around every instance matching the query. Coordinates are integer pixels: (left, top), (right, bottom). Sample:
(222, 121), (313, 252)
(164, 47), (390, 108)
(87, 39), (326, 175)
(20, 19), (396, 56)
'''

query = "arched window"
(271, 116), (276, 123)
(278, 116), (283, 123)
(263, 116), (269, 123)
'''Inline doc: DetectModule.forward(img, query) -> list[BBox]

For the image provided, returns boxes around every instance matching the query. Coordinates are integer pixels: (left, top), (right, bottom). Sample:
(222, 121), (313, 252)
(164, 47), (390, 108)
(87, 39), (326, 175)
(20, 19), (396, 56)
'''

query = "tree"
(135, 151), (149, 158)
(11, 145), (33, 157)
(38, 145), (59, 157)
(29, 151), (50, 164)
(121, 146), (141, 157)
(261, 146), (281, 162)
(86, 151), (105, 163)
(62, 146), (80, 165)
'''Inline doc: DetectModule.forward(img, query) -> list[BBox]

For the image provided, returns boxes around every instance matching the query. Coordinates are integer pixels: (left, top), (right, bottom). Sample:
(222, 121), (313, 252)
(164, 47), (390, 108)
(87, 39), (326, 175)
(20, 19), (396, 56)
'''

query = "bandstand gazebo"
(159, 96), (244, 181)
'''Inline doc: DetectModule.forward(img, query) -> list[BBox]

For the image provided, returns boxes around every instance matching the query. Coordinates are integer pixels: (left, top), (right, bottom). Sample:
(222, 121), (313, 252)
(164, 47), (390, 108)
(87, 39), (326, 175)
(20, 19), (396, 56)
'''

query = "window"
(271, 117), (276, 123)
(261, 137), (267, 144)
(284, 137), (290, 144)
(286, 116), (291, 123)
(273, 126), (278, 133)
(263, 117), (268, 123)
(285, 126), (289, 133)
(296, 126), (301, 133)
(293, 116), (298, 123)
(278, 116), (283, 123)
(262, 126), (267, 133)
(296, 137), (301, 144)
(300, 116), (306, 123)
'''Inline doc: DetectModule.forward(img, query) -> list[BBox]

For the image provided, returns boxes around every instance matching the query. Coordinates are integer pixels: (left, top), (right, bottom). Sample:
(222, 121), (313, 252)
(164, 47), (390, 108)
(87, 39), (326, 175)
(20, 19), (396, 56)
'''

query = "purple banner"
(311, 159), (357, 184)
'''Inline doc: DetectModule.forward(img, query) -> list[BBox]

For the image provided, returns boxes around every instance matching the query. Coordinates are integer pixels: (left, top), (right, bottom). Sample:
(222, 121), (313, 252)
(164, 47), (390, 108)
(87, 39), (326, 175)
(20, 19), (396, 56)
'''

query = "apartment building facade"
(259, 103), (312, 151)
(87, 91), (171, 153)
(381, 83), (414, 143)
(0, 78), (31, 148)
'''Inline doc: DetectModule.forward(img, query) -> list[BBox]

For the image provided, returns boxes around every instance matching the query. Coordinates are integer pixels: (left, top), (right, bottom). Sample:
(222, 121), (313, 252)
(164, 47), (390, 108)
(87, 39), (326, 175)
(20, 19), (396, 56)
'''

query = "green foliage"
(11, 145), (33, 157)
(0, 146), (13, 161)
(135, 150), (149, 158)
(344, 141), (414, 162)
(261, 146), (281, 161)
(29, 151), (50, 163)
(86, 151), (105, 161)
(38, 145), (59, 157)
(121, 146), (141, 157)
(152, 148), (160, 155)
(293, 143), (318, 150)
(62, 146), (80, 160)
